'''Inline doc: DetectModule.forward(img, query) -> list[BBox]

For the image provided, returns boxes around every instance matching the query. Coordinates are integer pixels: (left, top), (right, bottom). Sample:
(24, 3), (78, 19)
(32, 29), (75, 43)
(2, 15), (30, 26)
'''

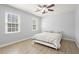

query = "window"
(5, 12), (20, 33)
(32, 18), (38, 31)
(33, 19), (36, 30)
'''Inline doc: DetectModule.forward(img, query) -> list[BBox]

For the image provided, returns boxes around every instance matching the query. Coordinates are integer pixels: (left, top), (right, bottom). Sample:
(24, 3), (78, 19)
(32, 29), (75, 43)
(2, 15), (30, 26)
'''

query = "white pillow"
(45, 31), (62, 34)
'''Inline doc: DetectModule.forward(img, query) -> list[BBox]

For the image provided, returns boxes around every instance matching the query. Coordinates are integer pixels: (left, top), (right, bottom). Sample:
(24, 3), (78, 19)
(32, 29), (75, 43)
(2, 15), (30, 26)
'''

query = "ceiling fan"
(35, 4), (55, 14)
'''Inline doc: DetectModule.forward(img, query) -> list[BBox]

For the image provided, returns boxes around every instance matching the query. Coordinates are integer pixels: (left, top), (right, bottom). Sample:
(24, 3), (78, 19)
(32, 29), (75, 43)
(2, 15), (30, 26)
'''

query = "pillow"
(44, 31), (62, 34)
(45, 31), (54, 33)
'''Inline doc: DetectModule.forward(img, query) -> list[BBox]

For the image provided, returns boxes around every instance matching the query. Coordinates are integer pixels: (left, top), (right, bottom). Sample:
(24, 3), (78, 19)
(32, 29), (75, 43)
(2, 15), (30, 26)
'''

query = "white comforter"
(32, 32), (62, 48)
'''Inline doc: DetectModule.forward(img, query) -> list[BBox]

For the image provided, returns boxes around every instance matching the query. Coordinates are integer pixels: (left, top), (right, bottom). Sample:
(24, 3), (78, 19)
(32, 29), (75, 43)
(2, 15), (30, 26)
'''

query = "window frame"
(5, 12), (20, 34)
(32, 17), (38, 31)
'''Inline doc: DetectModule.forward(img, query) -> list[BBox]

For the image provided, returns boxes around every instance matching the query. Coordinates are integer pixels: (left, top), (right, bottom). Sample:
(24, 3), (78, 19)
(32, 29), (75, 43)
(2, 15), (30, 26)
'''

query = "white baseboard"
(0, 37), (77, 48)
(63, 38), (79, 48)
(0, 37), (32, 48)
(62, 38), (74, 42)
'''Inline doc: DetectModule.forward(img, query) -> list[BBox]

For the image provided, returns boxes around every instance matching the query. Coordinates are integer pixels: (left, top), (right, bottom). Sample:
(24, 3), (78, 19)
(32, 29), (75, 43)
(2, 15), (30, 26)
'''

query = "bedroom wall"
(41, 11), (75, 41)
(75, 5), (79, 48)
(0, 5), (41, 45)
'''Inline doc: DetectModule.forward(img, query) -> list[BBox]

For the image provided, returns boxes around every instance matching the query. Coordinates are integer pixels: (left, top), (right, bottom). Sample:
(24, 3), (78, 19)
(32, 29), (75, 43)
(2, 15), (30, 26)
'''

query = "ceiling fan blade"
(43, 5), (47, 7)
(47, 4), (55, 8)
(48, 9), (54, 11)
(38, 5), (42, 8)
(35, 9), (41, 12)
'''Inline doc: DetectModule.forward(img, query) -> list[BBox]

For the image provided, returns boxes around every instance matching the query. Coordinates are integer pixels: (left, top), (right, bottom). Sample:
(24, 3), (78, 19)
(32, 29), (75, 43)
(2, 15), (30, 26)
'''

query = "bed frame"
(32, 39), (59, 50)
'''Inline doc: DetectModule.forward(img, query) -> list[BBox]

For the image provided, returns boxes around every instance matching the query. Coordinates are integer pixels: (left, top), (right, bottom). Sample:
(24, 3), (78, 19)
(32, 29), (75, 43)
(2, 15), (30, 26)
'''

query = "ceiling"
(9, 4), (76, 17)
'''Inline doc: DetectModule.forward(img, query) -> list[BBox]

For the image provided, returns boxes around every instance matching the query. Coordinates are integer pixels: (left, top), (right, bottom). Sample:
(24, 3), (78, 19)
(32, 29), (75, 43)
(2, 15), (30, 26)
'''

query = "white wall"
(0, 5), (41, 45)
(41, 11), (75, 41)
(41, 4), (79, 47)
(41, 4), (77, 41)
(75, 5), (79, 48)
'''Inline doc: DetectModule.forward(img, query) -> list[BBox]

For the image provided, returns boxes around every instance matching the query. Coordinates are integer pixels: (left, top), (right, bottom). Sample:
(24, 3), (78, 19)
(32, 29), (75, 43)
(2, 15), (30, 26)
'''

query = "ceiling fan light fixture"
(35, 4), (55, 14)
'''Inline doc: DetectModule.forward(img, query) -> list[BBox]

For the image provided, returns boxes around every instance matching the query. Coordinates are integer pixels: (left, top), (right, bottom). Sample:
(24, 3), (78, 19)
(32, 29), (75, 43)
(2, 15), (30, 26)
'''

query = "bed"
(32, 32), (62, 49)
